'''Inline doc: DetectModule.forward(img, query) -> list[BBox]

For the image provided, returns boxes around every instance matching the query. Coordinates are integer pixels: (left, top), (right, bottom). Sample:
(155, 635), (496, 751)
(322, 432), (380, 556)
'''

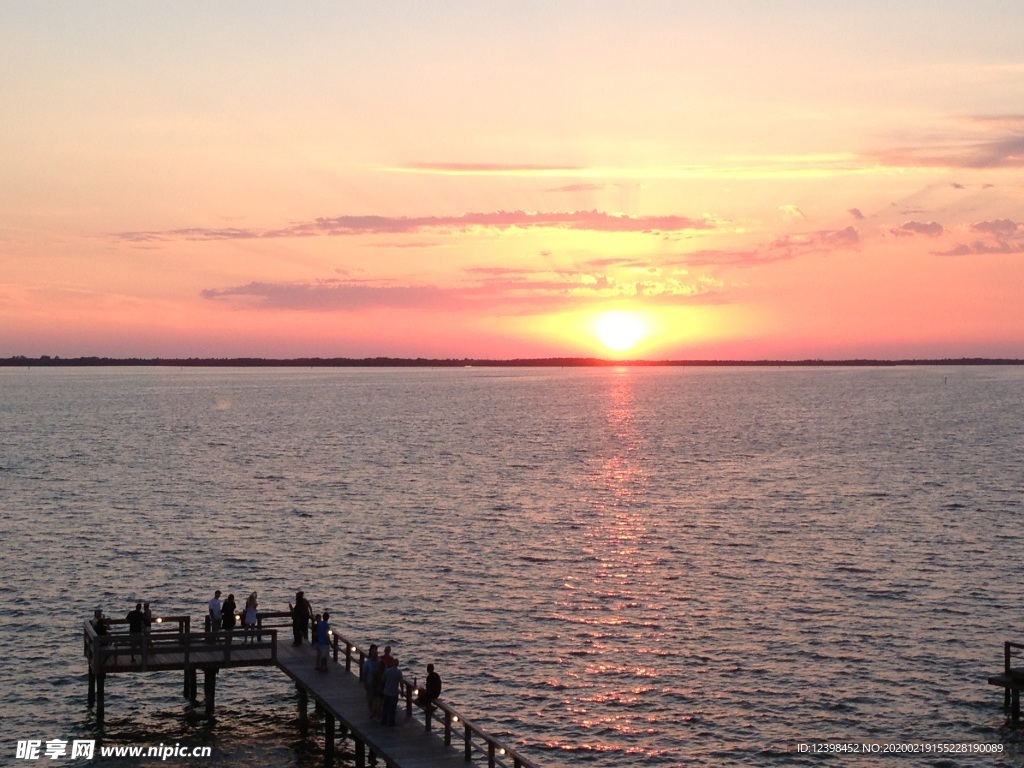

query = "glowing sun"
(592, 310), (649, 353)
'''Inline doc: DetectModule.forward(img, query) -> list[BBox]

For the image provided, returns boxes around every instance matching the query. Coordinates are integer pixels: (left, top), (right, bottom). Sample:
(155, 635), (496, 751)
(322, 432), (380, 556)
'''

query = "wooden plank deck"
(277, 642), (471, 768)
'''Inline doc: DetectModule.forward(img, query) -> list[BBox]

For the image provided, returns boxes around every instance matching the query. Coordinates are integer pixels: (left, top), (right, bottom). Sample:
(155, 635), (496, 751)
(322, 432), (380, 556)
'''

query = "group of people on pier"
(360, 643), (443, 727)
(288, 590), (332, 673)
(207, 590), (261, 641)
(92, 589), (443, 725)
(90, 603), (156, 662)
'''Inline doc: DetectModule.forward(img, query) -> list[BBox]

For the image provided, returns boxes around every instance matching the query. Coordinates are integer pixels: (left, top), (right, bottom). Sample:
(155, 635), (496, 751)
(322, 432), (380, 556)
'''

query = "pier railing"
(254, 611), (538, 768)
(1005, 641), (1024, 676)
(84, 614), (277, 672)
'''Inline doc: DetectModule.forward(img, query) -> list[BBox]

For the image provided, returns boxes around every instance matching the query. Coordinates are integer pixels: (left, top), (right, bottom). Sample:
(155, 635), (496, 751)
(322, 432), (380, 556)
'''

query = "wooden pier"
(84, 612), (536, 768)
(988, 641), (1024, 720)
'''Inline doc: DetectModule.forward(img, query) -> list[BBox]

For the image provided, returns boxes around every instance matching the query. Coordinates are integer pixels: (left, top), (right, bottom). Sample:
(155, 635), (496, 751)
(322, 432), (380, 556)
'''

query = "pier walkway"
(84, 612), (536, 768)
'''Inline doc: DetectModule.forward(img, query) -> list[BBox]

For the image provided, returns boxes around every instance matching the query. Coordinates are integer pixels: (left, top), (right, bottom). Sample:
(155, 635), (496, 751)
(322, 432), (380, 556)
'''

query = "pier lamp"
(155, 617), (163, 624)
(452, 716), (459, 724)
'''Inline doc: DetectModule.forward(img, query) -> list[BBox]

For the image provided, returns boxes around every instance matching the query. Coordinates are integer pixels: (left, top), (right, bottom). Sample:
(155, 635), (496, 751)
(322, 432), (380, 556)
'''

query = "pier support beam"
(88, 670), (95, 707)
(354, 738), (365, 768)
(297, 685), (309, 737)
(96, 674), (105, 725)
(204, 669), (217, 716)
(184, 667), (197, 701)
(324, 712), (335, 766)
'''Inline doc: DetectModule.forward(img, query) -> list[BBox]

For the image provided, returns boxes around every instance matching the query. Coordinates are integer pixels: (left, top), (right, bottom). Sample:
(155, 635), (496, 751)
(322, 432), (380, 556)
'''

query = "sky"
(2, 1), (1023, 360)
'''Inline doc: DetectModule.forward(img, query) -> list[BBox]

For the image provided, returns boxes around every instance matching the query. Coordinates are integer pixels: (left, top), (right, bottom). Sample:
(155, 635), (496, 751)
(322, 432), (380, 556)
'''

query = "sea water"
(1, 365), (1023, 767)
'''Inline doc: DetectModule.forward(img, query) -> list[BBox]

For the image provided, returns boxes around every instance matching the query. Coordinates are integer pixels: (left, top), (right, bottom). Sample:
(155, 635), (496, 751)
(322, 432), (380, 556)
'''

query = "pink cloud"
(398, 162), (585, 174)
(771, 227), (859, 256)
(933, 241), (1024, 256)
(871, 115), (1024, 169)
(971, 219), (1019, 236)
(114, 210), (715, 244)
(891, 221), (944, 237)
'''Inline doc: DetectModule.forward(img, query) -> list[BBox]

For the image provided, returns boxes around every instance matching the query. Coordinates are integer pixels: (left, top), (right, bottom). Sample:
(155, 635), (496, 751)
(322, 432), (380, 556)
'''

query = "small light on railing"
(328, 629), (334, 637)
(349, 645), (356, 653)
(155, 617), (163, 624)
(413, 688), (419, 696)
(498, 748), (506, 756)
(452, 716), (459, 723)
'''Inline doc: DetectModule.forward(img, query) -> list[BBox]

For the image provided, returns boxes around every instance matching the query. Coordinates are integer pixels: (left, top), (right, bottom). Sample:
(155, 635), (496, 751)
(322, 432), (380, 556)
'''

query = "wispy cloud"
(771, 226), (859, 256)
(872, 114), (1024, 169)
(933, 240), (1024, 256)
(391, 162), (586, 176)
(200, 281), (454, 311)
(891, 221), (944, 237)
(971, 218), (1019, 236)
(115, 210), (716, 243)
(201, 260), (728, 313)
(935, 216), (1024, 255)
(546, 183), (609, 193)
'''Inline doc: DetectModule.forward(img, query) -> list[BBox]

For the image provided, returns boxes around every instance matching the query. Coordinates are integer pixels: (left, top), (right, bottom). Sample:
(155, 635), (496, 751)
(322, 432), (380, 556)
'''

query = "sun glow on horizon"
(592, 310), (650, 354)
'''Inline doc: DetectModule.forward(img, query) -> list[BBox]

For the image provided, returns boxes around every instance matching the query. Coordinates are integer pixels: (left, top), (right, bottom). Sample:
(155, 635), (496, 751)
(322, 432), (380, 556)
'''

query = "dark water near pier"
(2, 365), (1024, 766)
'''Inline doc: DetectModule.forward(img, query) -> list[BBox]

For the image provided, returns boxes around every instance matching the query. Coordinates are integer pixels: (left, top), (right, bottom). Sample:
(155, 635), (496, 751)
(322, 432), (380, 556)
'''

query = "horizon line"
(3, 355), (1023, 368)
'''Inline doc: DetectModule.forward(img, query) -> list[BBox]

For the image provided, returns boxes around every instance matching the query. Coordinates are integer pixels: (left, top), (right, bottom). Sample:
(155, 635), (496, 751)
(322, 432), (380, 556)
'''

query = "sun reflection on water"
(554, 368), (680, 753)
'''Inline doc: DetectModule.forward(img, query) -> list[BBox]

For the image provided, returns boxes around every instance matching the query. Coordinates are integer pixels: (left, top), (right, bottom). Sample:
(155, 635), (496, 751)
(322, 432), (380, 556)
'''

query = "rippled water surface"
(2, 365), (1024, 766)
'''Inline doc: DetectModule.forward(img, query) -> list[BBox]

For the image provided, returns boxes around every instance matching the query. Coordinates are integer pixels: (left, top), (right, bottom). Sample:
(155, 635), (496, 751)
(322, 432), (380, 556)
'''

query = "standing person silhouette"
(126, 603), (146, 662)
(382, 658), (402, 726)
(222, 593), (237, 634)
(207, 590), (222, 638)
(314, 611), (331, 672)
(242, 592), (258, 642)
(289, 590), (312, 646)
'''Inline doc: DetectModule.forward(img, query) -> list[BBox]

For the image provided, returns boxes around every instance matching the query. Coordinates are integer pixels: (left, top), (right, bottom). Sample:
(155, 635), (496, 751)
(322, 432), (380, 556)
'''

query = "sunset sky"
(3, 2), (1023, 360)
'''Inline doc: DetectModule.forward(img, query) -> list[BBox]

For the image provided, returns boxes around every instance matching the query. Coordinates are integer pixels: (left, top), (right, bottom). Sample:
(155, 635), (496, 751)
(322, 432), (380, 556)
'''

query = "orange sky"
(2, 3), (1023, 359)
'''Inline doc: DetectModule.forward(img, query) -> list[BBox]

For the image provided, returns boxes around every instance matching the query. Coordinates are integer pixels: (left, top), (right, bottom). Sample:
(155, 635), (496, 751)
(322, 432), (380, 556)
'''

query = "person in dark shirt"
(222, 594), (237, 633)
(415, 664), (442, 707)
(91, 609), (110, 635)
(126, 603), (146, 661)
(289, 591), (312, 646)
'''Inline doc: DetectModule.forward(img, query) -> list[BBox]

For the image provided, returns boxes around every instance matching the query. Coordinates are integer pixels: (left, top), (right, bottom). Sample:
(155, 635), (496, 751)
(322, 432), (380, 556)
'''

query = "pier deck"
(84, 612), (536, 768)
(277, 642), (471, 768)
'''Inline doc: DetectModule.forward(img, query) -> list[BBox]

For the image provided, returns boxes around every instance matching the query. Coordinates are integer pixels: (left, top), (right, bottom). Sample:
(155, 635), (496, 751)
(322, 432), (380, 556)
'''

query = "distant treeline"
(2, 355), (1022, 368)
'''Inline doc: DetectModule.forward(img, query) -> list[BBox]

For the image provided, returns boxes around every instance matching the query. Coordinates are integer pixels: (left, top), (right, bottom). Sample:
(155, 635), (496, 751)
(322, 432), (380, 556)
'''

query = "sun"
(592, 310), (649, 353)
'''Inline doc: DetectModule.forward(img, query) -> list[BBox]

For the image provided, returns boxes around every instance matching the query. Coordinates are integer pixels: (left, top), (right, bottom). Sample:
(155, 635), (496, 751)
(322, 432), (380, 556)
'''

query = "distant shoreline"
(2, 356), (1022, 368)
